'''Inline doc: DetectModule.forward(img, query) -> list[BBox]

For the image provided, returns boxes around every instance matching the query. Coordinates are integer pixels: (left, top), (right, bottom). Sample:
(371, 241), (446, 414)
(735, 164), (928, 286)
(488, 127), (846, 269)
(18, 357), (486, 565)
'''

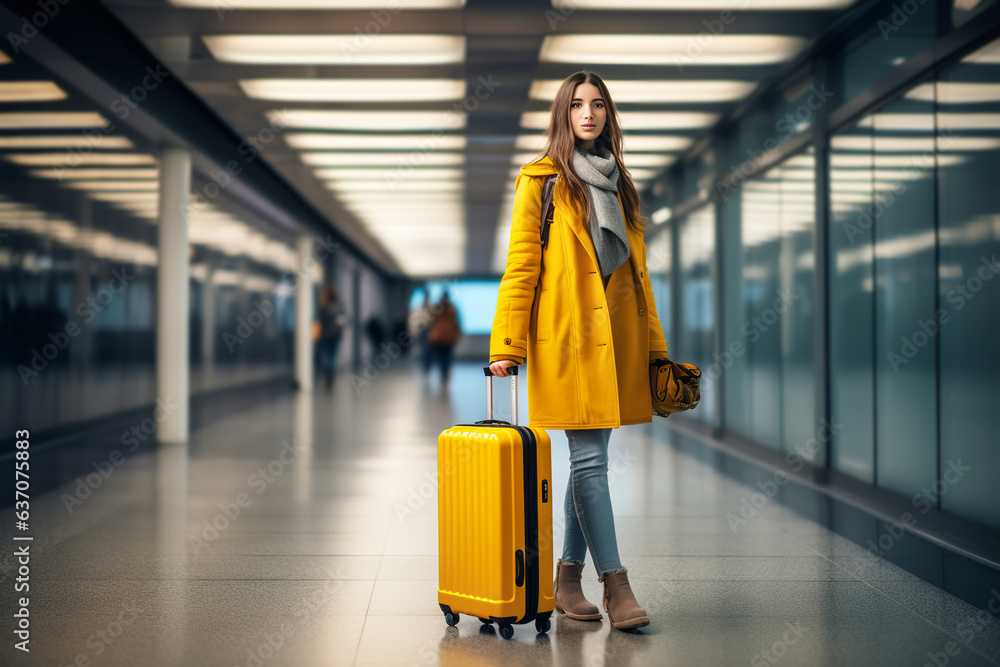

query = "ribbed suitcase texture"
(436, 369), (554, 638)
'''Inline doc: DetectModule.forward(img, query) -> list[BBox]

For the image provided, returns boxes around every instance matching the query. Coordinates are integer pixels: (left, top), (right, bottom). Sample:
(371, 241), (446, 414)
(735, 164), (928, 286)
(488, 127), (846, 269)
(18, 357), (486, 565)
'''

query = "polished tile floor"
(2, 361), (999, 666)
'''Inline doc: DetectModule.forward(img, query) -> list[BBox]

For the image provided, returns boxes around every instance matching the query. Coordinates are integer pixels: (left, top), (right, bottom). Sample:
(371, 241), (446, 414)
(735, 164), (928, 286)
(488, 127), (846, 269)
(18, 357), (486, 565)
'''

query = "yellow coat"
(489, 156), (669, 429)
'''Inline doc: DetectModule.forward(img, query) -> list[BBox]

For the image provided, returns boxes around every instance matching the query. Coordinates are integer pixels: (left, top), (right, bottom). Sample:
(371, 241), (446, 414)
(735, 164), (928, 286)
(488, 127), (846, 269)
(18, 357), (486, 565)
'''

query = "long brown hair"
(535, 71), (647, 233)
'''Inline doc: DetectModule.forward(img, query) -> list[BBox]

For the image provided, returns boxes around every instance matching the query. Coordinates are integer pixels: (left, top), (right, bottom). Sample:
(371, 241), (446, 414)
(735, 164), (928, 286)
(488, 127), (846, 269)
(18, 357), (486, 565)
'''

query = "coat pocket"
(536, 290), (551, 343)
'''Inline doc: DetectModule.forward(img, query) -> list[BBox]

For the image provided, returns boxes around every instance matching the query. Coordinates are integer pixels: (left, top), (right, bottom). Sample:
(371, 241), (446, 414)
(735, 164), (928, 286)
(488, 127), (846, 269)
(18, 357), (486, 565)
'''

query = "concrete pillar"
(156, 147), (191, 444)
(154, 444), (189, 663)
(146, 36), (191, 63)
(294, 392), (313, 504)
(72, 195), (94, 371)
(201, 252), (216, 369)
(351, 267), (361, 372)
(236, 255), (249, 363)
(295, 232), (313, 391)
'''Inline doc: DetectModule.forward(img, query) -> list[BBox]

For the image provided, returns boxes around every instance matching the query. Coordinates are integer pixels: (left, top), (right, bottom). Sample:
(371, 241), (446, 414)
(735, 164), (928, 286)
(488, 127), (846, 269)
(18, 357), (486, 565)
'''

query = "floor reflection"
(437, 623), (554, 666)
(0, 362), (997, 666)
(155, 442), (189, 667)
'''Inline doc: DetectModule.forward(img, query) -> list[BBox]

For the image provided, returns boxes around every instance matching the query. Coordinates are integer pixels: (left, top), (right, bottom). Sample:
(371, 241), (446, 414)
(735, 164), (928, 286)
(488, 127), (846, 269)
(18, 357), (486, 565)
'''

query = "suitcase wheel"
(479, 617), (493, 625)
(499, 624), (514, 640)
(444, 612), (459, 627)
(535, 617), (551, 634)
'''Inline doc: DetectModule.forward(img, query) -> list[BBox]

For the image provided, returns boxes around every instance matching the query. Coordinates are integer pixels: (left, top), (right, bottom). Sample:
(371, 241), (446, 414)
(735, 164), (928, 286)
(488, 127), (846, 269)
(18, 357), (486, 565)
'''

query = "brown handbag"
(649, 358), (702, 416)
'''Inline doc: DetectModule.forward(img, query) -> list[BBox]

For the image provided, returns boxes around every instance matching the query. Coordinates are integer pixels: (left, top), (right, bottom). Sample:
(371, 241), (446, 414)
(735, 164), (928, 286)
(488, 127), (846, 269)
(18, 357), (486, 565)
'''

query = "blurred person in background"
(317, 285), (347, 391)
(391, 308), (410, 356)
(426, 291), (461, 393)
(409, 291), (434, 380)
(365, 315), (386, 356)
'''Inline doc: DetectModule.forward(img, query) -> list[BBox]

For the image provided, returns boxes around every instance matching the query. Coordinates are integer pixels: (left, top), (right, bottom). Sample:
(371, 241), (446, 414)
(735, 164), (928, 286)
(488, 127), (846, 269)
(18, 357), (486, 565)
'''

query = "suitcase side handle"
(482, 365), (518, 425)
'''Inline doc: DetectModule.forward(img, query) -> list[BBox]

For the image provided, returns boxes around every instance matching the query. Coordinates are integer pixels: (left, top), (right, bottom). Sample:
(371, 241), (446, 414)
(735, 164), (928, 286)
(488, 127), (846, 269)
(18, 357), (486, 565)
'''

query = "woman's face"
(569, 82), (607, 149)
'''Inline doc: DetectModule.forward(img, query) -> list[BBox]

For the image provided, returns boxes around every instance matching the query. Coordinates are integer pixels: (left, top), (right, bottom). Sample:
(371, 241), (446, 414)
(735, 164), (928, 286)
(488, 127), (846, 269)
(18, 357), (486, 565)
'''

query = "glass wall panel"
(778, 151), (817, 462)
(741, 173), (783, 449)
(678, 204), (715, 424)
(0, 47), (311, 436)
(829, 123), (876, 482)
(827, 34), (1000, 528)
(836, 0), (939, 104)
(873, 90), (938, 496)
(645, 226), (671, 349)
(730, 104), (783, 196)
(0, 160), (160, 435)
(651, 2), (1000, 535)
(720, 189), (750, 436)
(733, 147), (816, 453)
(936, 37), (1000, 530)
(678, 150), (715, 205)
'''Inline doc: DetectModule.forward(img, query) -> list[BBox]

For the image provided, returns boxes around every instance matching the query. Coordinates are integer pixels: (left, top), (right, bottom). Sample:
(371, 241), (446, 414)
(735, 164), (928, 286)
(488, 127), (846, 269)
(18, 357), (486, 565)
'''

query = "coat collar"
(519, 155), (558, 177)
(519, 156), (644, 280)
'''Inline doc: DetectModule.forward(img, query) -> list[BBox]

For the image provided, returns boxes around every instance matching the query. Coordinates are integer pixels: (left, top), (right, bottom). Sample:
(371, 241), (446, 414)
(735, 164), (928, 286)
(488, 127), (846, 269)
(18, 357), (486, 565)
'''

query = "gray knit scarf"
(572, 143), (630, 279)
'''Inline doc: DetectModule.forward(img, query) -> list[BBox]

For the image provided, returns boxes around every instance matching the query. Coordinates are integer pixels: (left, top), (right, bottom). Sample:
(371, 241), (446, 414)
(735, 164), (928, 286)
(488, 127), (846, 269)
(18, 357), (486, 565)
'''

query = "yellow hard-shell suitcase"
(437, 366), (555, 639)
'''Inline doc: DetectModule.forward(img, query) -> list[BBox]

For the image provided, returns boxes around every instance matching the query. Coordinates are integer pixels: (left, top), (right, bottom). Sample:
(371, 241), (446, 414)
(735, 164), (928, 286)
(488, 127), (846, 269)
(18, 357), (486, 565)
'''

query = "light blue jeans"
(560, 428), (626, 580)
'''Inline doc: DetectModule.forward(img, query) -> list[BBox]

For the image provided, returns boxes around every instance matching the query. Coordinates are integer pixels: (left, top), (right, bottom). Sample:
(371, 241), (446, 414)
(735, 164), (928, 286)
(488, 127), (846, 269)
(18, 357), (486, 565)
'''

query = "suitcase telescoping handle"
(482, 365), (518, 426)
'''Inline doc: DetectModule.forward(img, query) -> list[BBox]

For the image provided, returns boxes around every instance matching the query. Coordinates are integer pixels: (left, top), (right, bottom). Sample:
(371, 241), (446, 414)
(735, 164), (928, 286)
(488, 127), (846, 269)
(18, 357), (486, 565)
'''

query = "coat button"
(640, 271), (643, 278)
(638, 308), (645, 316)
(504, 337), (511, 345)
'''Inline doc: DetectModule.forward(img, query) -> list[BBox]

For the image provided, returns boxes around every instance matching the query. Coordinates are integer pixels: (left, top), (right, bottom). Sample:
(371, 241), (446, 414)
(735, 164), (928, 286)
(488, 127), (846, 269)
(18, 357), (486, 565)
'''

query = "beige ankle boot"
(553, 560), (602, 621)
(602, 571), (650, 630)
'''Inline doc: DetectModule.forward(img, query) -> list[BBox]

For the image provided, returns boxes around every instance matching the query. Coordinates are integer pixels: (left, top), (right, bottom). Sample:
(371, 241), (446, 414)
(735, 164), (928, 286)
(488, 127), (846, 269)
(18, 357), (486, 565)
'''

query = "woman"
(488, 71), (669, 631)
(426, 291), (462, 392)
(318, 285), (347, 391)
